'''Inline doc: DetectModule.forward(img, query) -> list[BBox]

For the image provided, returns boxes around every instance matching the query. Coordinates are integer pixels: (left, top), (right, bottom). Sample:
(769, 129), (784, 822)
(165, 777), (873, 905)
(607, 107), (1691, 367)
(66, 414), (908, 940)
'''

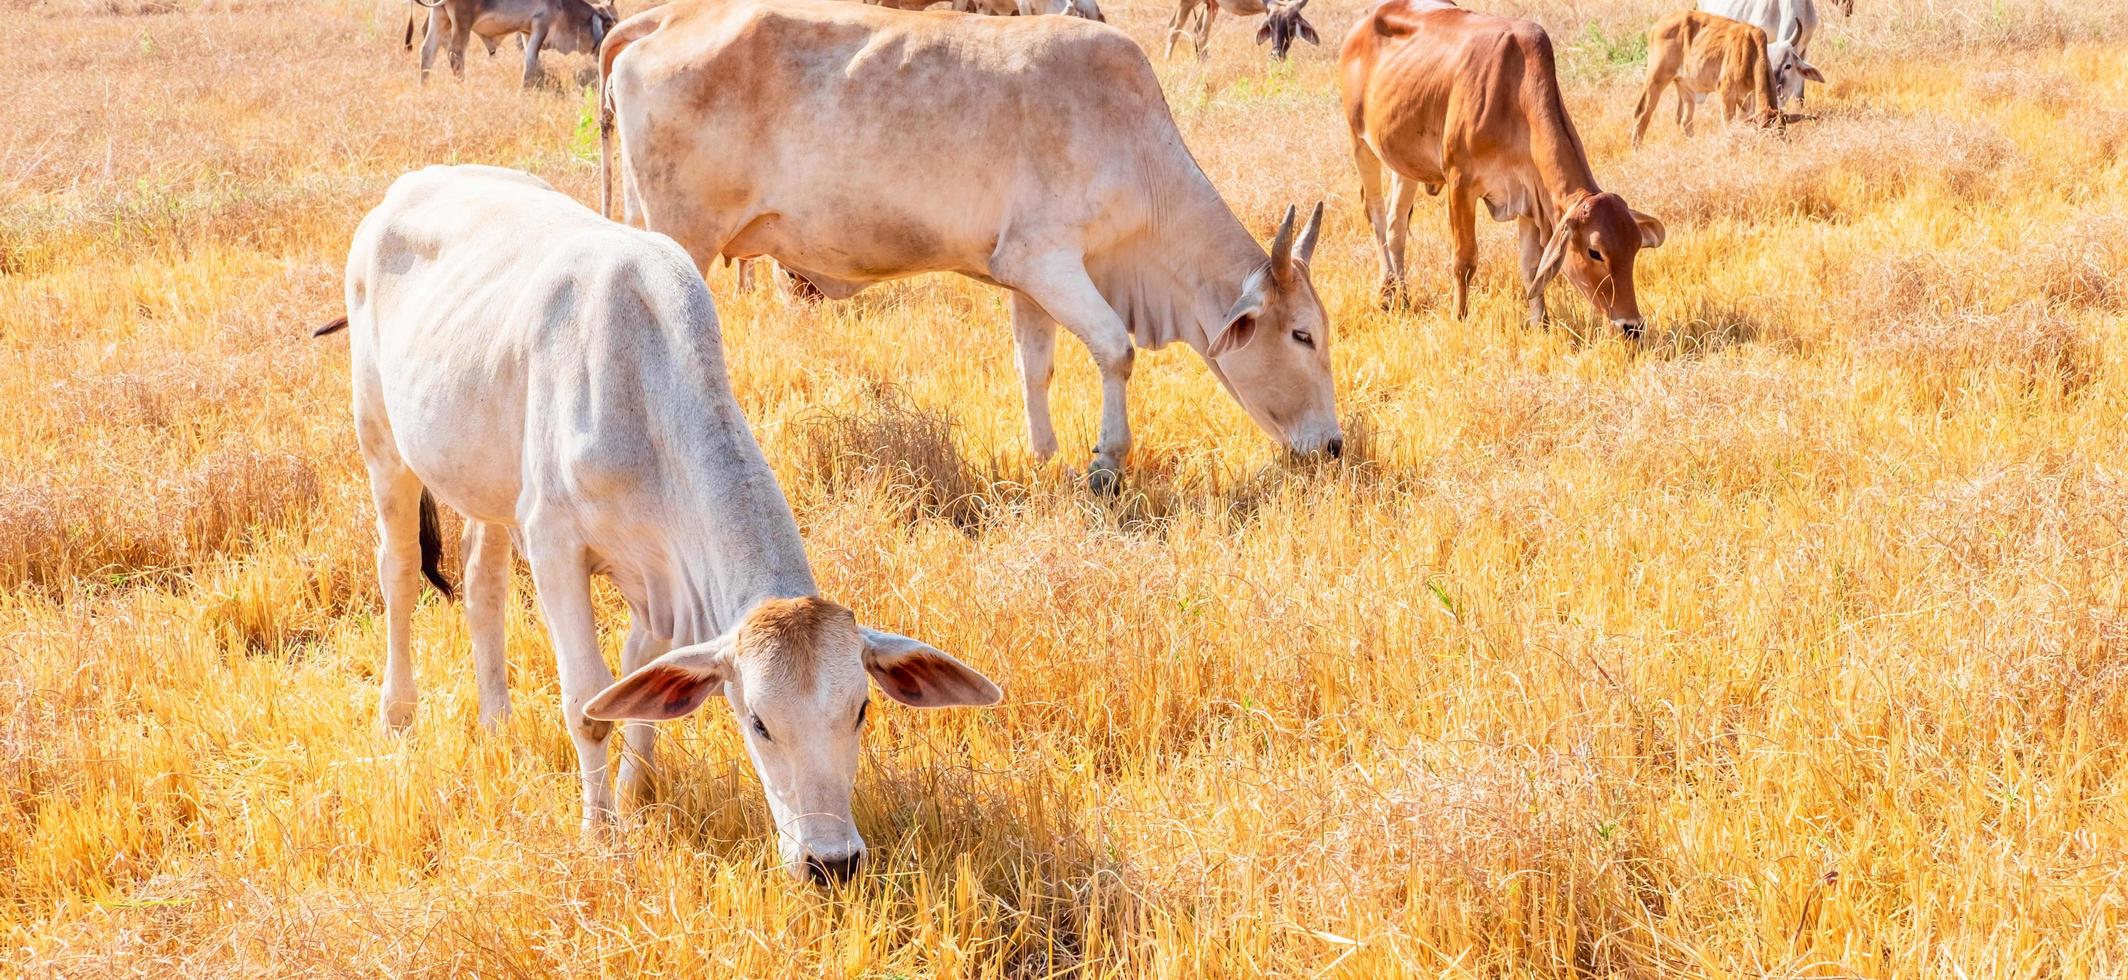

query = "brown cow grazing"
(1633, 10), (1781, 147)
(412, 0), (614, 87)
(1339, 0), (1665, 337)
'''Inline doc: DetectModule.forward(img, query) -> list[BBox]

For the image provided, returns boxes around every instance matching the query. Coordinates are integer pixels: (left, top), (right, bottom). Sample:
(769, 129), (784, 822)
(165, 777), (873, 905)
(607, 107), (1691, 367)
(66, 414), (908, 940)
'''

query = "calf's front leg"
(522, 535), (619, 831)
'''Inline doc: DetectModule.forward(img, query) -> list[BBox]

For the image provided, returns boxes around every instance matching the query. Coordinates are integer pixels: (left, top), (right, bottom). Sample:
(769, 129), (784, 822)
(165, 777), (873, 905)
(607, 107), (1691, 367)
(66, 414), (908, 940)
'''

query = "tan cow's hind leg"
(1446, 182), (1480, 320)
(1195, 4), (1218, 61)
(1001, 258), (1134, 491)
(1010, 293), (1062, 460)
(463, 519), (513, 730)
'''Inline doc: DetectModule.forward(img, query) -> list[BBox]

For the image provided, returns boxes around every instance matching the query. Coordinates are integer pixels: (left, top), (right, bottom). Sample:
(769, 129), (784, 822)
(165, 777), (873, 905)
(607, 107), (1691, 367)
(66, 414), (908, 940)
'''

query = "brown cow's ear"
(1299, 18), (1319, 44)
(1631, 210), (1667, 249)
(1529, 217), (1576, 299)
(584, 634), (737, 721)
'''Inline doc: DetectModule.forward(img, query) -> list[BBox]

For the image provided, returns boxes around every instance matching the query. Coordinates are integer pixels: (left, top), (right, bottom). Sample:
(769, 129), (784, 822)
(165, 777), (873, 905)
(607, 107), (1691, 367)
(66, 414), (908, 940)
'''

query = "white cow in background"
(322, 165), (1002, 884)
(1698, 0), (1827, 107)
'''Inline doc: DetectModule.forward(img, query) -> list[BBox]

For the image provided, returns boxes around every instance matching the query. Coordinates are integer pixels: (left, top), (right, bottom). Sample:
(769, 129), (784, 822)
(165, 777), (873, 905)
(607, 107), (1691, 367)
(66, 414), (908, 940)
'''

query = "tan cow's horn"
(1268, 205), (1300, 275)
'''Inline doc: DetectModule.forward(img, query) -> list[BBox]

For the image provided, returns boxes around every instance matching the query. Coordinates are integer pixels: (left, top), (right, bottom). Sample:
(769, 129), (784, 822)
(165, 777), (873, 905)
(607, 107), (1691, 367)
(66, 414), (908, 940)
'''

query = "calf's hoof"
(1087, 463), (1123, 496)
(380, 699), (416, 735)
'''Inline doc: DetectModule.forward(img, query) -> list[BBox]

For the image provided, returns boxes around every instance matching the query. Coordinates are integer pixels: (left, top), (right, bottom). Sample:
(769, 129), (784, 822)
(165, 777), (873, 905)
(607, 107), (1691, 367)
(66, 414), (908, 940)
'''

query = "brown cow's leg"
(1384, 172), (1420, 307)
(418, 9), (446, 84)
(447, 16), (472, 79)
(1351, 139), (1397, 306)
(1447, 182), (1478, 320)
(1517, 217), (1547, 326)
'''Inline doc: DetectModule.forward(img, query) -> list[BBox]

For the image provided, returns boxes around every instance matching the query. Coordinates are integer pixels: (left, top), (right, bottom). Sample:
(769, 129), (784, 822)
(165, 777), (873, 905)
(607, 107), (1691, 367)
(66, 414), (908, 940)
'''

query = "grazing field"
(4, 0), (2127, 973)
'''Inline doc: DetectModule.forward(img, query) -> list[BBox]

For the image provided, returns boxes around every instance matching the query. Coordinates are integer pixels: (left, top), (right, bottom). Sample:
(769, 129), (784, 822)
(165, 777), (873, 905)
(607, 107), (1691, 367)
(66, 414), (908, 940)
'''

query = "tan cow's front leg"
(1003, 259), (1133, 492)
(1162, 0), (1198, 59)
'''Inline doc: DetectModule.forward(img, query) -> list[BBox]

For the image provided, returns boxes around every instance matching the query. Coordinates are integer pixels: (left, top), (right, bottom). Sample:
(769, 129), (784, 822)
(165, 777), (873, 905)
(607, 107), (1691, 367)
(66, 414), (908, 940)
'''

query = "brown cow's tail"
(313, 316), (349, 337)
(597, 10), (663, 221)
(418, 490), (456, 600)
(404, 14), (414, 50)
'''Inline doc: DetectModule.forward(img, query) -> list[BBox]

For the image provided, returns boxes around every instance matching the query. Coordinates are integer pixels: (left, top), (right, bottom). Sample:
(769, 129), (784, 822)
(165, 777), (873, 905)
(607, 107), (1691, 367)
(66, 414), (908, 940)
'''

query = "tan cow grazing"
(1339, 0), (1666, 337)
(1632, 10), (1781, 147)
(600, 0), (1342, 487)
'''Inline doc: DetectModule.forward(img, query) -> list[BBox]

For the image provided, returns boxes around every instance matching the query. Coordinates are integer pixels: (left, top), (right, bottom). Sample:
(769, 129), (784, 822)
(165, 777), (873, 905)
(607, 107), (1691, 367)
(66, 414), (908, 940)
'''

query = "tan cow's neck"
(1086, 181), (1269, 358)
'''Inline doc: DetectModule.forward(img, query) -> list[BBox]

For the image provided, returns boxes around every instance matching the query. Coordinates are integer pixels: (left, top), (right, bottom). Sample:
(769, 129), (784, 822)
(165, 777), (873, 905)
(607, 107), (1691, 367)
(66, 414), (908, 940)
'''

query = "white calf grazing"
(326, 165), (1001, 883)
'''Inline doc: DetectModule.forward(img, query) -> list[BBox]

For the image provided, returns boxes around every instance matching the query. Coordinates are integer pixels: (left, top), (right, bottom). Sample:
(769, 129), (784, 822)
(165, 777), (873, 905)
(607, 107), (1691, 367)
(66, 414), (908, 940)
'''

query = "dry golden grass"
(4, 0), (2127, 973)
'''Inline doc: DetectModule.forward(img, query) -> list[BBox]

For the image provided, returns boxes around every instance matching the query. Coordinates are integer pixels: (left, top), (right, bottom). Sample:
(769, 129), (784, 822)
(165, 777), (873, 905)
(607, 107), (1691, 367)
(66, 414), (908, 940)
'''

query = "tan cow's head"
(1531, 193), (1665, 339)
(584, 597), (1001, 885)
(1208, 203), (1343, 459)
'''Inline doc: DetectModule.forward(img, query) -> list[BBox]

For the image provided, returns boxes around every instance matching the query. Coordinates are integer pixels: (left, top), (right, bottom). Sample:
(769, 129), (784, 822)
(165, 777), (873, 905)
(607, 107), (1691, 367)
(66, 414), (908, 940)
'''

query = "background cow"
(1340, 0), (1665, 336)
(411, 0), (614, 86)
(1164, 0), (1318, 61)
(329, 165), (1001, 883)
(1633, 10), (1782, 146)
(1697, 0), (1825, 106)
(599, 0), (1342, 487)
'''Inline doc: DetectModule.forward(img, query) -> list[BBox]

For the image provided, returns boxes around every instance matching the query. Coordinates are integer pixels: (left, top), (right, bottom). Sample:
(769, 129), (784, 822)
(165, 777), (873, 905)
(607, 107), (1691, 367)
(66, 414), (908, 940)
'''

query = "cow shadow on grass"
(638, 746), (1143, 973)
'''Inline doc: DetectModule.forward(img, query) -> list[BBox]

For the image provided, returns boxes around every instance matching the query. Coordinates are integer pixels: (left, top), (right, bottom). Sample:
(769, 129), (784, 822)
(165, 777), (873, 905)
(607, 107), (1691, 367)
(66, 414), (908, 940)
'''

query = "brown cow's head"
(1255, 0), (1319, 61)
(1531, 193), (1665, 339)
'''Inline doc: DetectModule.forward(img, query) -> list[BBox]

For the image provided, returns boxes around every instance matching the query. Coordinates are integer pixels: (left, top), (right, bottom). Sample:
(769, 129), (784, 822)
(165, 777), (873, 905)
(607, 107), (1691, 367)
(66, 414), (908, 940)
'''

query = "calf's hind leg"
(463, 519), (513, 730)
(362, 459), (427, 734)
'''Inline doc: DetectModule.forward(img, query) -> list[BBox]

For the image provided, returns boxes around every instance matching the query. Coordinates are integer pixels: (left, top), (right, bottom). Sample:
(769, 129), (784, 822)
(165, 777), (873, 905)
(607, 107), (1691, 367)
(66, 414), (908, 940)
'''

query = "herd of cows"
(336, 0), (1848, 883)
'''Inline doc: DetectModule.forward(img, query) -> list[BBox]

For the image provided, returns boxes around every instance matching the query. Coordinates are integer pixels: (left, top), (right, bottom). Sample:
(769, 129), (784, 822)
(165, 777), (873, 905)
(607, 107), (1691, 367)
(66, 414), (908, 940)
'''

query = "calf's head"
(1531, 193), (1665, 338)
(584, 597), (1001, 885)
(1255, 0), (1319, 61)
(1208, 203), (1343, 459)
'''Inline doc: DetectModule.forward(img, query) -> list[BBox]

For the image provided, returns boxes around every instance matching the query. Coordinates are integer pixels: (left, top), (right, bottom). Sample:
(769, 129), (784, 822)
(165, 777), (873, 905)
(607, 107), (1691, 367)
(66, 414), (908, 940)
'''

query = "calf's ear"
(585, 634), (737, 721)
(1631, 210), (1667, 249)
(861, 629), (1002, 708)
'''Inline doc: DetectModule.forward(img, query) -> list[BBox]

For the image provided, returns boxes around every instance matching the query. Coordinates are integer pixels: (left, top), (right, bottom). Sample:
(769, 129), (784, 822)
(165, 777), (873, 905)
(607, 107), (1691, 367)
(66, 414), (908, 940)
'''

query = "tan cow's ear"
(584, 634), (736, 721)
(1632, 210), (1667, 249)
(861, 629), (1002, 708)
(1210, 286), (1266, 358)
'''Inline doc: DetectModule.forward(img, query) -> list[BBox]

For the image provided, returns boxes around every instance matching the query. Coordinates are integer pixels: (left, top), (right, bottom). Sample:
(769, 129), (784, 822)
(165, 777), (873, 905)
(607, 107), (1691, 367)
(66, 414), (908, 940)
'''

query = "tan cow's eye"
(1291, 330), (1315, 348)
(855, 700), (869, 730)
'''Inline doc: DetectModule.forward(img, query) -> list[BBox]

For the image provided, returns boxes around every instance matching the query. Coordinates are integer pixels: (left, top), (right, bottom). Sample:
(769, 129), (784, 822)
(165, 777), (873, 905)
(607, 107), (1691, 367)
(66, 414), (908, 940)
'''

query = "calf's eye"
(1586, 248), (1603, 262)
(751, 715), (773, 742)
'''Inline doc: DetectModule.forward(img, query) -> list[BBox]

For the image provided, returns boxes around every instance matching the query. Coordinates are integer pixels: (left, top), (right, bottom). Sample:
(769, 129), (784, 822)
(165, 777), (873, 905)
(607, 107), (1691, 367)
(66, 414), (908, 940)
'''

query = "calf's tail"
(418, 490), (456, 600)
